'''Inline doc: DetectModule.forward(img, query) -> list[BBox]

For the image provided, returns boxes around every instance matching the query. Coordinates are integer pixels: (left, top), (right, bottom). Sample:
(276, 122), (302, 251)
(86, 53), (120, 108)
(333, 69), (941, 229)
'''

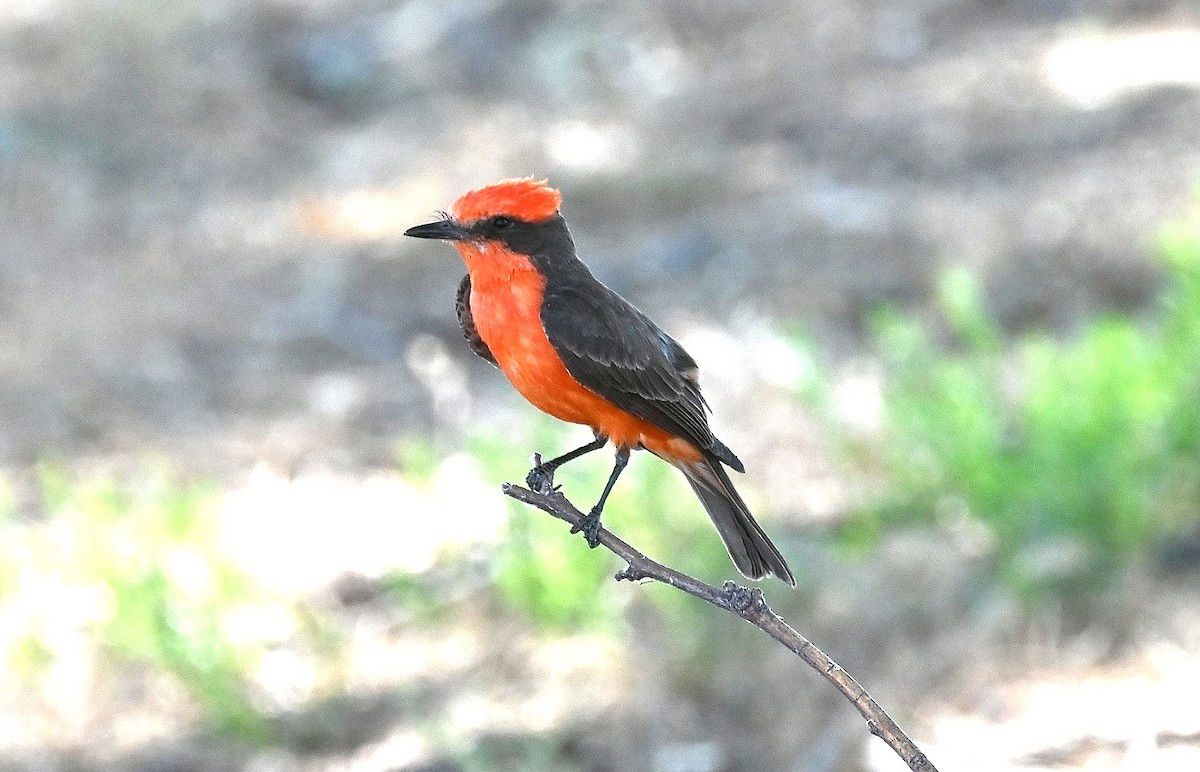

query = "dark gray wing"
(540, 280), (743, 469)
(456, 274), (497, 366)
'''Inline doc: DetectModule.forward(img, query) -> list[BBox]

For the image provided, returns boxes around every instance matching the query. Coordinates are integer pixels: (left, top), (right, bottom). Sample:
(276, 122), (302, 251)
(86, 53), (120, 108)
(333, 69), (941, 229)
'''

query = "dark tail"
(677, 454), (795, 586)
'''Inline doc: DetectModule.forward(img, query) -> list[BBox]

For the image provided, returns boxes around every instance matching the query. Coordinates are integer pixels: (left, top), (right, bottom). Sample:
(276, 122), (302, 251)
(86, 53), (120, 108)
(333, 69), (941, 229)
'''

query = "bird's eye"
(491, 216), (514, 230)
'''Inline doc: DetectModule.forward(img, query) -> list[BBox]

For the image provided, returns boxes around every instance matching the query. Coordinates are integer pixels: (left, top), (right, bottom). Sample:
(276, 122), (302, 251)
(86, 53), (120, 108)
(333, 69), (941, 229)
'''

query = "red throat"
(451, 240), (538, 289)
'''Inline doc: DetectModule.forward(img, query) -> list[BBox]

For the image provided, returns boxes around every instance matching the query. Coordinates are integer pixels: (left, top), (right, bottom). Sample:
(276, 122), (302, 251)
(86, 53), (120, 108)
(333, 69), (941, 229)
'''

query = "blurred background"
(3, 0), (1200, 769)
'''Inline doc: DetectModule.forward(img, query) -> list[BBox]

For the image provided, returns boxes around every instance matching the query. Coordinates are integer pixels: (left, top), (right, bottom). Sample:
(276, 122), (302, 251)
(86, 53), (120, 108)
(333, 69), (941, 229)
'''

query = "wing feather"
(456, 274), (497, 366)
(540, 281), (716, 453)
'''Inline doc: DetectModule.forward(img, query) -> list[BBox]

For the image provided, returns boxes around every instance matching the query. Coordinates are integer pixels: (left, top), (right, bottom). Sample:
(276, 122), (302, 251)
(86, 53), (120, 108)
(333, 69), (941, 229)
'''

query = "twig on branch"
(501, 482), (939, 772)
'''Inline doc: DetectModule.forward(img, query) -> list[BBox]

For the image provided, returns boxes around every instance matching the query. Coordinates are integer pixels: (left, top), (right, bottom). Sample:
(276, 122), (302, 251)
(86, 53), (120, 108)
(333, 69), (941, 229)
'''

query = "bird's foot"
(525, 454), (559, 495)
(570, 508), (603, 548)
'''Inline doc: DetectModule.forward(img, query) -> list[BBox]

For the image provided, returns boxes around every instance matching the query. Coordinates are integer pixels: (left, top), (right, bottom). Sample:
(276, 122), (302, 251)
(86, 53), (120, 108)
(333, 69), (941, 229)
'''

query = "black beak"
(404, 217), (470, 241)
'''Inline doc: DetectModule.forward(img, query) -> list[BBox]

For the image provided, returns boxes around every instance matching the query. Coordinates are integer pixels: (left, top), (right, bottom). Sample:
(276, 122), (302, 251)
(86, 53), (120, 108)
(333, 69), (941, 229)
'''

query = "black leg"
(526, 434), (608, 493)
(572, 447), (630, 548)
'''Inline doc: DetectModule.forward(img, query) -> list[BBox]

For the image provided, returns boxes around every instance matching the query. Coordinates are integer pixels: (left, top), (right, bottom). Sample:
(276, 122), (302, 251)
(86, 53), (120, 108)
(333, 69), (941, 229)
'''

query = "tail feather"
(678, 455), (794, 586)
(710, 438), (744, 473)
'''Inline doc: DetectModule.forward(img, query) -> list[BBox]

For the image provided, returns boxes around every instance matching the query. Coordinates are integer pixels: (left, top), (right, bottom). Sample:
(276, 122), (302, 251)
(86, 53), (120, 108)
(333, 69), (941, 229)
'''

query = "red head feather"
(451, 178), (562, 224)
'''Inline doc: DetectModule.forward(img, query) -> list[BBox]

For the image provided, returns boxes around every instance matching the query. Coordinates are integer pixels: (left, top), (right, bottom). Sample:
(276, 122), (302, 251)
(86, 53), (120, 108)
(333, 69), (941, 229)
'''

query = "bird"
(404, 178), (794, 585)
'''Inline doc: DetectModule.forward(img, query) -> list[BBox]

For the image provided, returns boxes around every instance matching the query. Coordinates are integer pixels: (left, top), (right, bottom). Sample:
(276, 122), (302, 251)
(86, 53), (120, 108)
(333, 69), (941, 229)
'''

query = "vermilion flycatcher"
(405, 178), (793, 584)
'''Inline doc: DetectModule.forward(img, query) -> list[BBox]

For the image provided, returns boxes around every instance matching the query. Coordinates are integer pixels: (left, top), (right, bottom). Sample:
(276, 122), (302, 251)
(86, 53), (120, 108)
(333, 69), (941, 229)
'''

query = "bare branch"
(502, 482), (939, 772)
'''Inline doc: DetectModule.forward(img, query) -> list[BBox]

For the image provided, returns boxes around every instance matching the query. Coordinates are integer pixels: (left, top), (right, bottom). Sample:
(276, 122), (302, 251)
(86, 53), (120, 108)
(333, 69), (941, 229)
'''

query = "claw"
(525, 463), (555, 494)
(570, 508), (602, 548)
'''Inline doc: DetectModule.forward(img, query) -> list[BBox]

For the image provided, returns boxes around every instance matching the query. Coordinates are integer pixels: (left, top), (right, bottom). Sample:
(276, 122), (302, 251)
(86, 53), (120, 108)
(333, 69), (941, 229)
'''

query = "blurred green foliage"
(849, 218), (1200, 601)
(4, 466), (275, 742)
(0, 436), (746, 745)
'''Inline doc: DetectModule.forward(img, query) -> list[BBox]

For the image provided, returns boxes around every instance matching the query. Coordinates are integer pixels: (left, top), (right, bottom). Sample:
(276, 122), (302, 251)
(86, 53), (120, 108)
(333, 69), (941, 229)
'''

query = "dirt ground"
(3, 0), (1200, 770)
